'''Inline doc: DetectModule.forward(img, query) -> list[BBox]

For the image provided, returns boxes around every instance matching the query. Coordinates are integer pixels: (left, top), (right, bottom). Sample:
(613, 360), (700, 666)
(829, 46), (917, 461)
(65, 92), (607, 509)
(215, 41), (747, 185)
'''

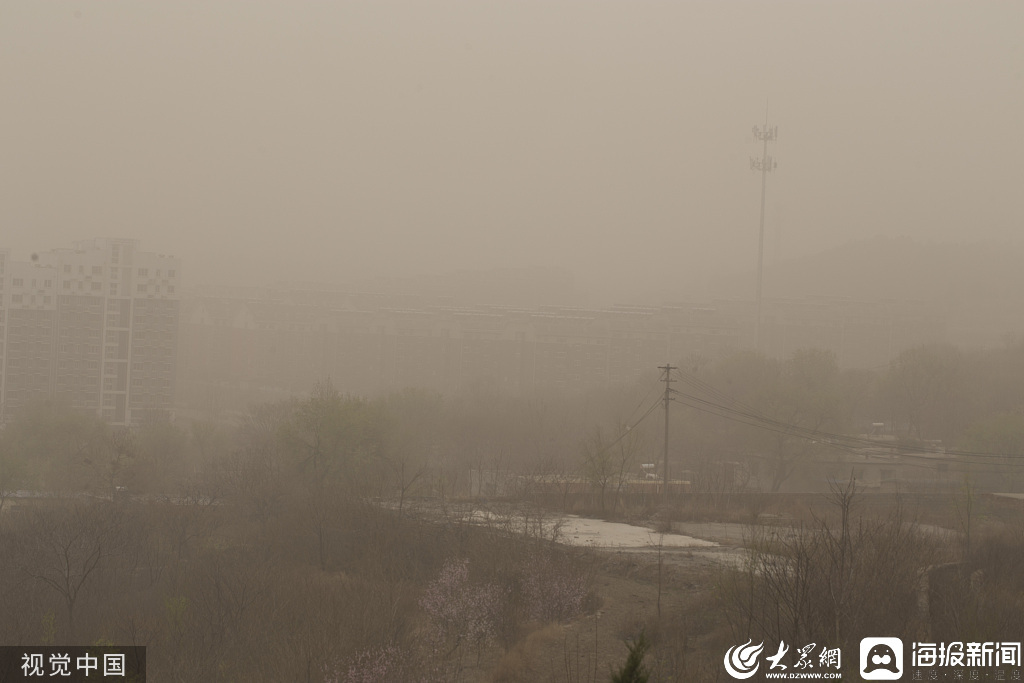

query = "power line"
(670, 393), (1016, 475)
(670, 367), (1024, 462)
(668, 381), (1024, 469)
(624, 377), (661, 427)
(586, 390), (664, 463)
(674, 387), (1024, 463)
(672, 366), (762, 417)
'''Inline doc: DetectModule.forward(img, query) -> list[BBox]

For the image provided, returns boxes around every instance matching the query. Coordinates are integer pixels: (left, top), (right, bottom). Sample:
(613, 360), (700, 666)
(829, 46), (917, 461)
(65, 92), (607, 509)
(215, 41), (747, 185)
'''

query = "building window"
(64, 265), (71, 273)
(168, 286), (175, 293)
(12, 294), (21, 303)
(63, 281), (71, 290)
(110, 284), (118, 295)
(44, 296), (51, 304)
(137, 284), (146, 293)
(168, 270), (176, 278)
(44, 280), (52, 287)
(138, 268), (148, 277)
(13, 278), (22, 286)
(92, 266), (102, 275)
(91, 282), (101, 291)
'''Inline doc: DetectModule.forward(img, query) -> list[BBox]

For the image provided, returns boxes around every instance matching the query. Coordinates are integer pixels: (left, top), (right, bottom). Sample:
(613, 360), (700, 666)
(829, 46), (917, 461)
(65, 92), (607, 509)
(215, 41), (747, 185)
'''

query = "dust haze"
(3, 1), (1022, 303)
(2, 3), (1024, 682)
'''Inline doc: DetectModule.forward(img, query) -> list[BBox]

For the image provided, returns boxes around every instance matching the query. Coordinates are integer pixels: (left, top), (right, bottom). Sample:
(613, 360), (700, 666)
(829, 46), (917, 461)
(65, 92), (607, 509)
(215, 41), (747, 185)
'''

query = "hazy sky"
(2, 1), (1022, 302)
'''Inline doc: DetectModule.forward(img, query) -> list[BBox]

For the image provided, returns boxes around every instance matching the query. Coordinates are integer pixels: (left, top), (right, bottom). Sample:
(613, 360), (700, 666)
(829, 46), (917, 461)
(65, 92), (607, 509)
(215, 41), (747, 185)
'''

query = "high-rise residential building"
(0, 250), (57, 420)
(0, 239), (180, 425)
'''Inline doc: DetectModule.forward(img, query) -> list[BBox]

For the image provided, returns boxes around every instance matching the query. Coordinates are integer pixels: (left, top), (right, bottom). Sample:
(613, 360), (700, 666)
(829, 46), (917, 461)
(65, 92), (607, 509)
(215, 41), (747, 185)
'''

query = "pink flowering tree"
(420, 558), (505, 657)
(333, 644), (443, 683)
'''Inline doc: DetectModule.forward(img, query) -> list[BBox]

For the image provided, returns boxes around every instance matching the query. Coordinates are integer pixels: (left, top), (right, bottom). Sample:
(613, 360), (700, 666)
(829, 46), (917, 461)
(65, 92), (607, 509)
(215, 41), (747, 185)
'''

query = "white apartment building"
(0, 239), (180, 425)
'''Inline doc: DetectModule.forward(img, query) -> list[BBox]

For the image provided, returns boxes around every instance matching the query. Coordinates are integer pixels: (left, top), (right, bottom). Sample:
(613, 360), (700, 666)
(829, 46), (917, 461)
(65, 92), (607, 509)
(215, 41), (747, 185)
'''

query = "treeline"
(5, 339), (1024, 504)
(0, 381), (647, 506)
(5, 340), (1024, 506)
(0, 384), (594, 681)
(676, 341), (1024, 492)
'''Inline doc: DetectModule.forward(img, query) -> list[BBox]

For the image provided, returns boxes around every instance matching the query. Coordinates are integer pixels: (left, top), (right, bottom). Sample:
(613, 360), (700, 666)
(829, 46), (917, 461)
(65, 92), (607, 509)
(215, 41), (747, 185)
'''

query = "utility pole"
(658, 364), (676, 500)
(750, 104), (778, 354)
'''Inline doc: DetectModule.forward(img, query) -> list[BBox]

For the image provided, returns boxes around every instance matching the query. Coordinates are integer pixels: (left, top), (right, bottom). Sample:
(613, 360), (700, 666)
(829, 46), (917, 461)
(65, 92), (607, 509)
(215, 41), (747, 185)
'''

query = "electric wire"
(671, 366), (1024, 462)
(586, 389), (663, 461)
(667, 373), (1024, 469)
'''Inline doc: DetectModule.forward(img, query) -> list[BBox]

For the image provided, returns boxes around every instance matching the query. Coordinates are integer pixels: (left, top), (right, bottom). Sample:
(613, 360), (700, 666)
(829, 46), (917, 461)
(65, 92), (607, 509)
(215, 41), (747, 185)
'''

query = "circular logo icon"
(724, 639), (764, 679)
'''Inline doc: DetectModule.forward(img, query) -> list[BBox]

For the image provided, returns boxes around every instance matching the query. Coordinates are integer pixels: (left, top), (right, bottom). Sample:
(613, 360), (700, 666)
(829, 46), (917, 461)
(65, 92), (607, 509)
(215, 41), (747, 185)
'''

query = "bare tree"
(105, 426), (137, 499)
(19, 502), (125, 641)
(580, 427), (616, 513)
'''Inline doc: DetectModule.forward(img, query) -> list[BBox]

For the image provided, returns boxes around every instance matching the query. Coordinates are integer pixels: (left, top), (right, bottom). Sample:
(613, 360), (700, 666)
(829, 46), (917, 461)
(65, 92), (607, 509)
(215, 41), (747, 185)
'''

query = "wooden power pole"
(658, 364), (676, 500)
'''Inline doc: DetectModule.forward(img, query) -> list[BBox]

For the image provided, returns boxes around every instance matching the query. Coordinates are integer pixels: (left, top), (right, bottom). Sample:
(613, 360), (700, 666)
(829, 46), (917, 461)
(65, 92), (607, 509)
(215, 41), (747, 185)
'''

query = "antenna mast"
(750, 103), (778, 354)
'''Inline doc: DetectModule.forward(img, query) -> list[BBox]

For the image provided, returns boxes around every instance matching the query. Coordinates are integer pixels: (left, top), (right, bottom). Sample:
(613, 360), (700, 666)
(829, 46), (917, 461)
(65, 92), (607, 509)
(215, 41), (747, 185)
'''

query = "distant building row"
(0, 241), (949, 424)
(0, 239), (179, 425)
(178, 288), (944, 413)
